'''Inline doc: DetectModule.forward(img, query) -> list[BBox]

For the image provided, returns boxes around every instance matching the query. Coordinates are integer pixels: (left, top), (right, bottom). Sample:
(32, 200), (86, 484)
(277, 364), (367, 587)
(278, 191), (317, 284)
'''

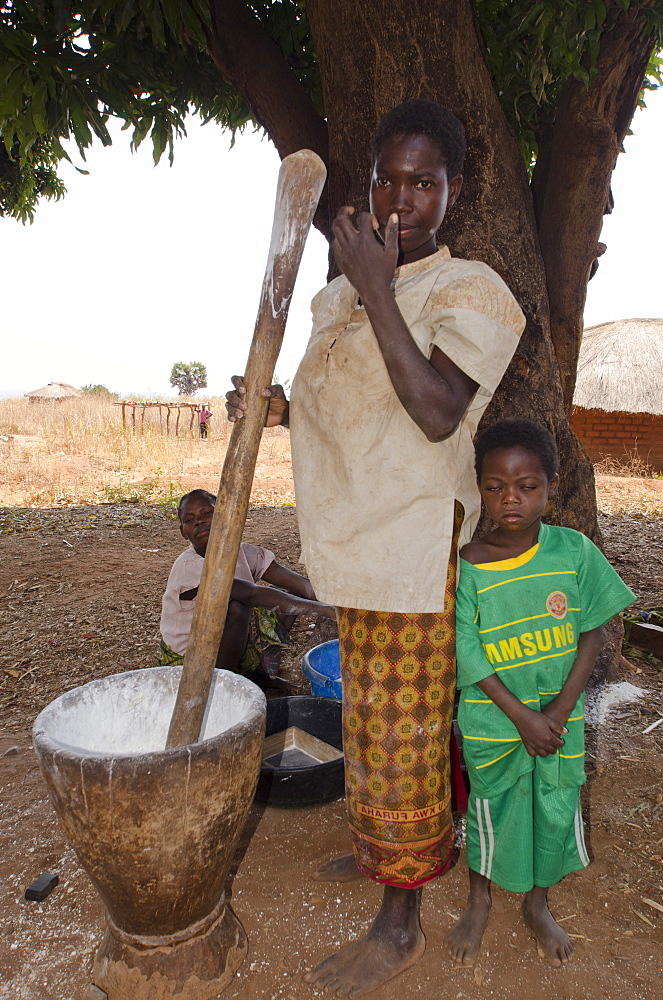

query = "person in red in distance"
(196, 403), (212, 438)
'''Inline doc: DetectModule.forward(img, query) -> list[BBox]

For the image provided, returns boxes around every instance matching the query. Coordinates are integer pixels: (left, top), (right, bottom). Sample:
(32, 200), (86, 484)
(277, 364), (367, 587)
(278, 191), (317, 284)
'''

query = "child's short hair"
(474, 420), (559, 480)
(370, 100), (466, 177)
(177, 489), (217, 519)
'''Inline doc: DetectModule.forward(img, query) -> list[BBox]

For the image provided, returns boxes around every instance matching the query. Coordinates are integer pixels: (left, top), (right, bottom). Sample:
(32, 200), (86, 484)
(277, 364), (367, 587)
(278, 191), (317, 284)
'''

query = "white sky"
(3, 86), (662, 398)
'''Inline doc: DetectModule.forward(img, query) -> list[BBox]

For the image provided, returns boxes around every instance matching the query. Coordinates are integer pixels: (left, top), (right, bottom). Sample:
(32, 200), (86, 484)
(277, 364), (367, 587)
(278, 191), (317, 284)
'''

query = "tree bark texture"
(535, 7), (659, 409)
(204, 0), (656, 549)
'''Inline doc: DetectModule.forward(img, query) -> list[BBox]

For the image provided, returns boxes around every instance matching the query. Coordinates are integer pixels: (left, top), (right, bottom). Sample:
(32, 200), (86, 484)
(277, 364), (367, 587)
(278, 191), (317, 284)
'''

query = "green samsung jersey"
(456, 524), (635, 797)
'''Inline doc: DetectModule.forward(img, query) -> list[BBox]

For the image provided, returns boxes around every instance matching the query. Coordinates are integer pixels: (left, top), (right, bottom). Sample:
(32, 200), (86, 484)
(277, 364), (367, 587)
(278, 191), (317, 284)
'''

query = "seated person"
(159, 489), (335, 690)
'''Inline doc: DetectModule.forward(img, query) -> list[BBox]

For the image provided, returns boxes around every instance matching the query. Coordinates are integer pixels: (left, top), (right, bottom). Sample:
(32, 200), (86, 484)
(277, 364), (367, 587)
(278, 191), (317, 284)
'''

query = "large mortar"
(32, 666), (266, 1000)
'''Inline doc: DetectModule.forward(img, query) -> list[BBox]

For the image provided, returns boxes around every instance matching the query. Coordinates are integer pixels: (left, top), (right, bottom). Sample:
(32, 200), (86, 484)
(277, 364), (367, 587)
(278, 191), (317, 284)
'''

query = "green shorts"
(465, 770), (590, 892)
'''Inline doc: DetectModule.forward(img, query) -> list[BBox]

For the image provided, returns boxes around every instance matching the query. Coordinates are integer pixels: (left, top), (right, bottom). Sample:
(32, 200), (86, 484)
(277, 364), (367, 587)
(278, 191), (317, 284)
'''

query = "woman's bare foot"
(447, 869), (491, 966)
(303, 886), (425, 997)
(312, 853), (363, 882)
(522, 886), (574, 967)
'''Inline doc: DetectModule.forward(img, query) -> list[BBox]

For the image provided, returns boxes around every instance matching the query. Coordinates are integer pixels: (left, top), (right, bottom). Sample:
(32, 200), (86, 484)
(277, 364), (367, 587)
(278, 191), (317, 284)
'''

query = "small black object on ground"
(25, 872), (59, 901)
(255, 696), (344, 808)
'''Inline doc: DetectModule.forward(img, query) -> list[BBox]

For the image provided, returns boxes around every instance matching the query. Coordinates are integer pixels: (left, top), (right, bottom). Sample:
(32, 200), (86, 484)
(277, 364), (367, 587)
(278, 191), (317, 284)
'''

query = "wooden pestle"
(166, 150), (327, 749)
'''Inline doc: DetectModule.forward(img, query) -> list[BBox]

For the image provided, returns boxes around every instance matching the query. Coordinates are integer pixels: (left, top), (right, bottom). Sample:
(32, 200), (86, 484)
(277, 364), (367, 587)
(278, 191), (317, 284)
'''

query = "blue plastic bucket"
(301, 640), (342, 700)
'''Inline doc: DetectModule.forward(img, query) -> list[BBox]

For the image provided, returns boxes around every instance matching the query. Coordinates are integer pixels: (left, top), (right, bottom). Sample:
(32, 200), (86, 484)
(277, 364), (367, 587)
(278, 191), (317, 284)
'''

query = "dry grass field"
(1, 393), (662, 513)
(0, 395), (294, 508)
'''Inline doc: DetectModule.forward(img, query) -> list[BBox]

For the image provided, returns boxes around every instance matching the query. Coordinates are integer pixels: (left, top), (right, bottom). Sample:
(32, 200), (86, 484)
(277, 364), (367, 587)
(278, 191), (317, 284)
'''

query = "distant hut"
(570, 318), (663, 472)
(25, 382), (84, 404)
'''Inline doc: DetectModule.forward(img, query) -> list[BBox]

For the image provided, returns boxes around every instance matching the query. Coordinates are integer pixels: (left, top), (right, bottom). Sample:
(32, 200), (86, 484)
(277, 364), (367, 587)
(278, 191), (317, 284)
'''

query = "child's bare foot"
(303, 885), (425, 997)
(522, 887), (574, 967)
(312, 853), (363, 882)
(447, 870), (491, 966)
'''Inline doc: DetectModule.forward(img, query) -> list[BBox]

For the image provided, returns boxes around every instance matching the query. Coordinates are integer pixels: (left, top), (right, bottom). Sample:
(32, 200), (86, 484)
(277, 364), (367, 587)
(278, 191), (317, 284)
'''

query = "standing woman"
(227, 100), (525, 997)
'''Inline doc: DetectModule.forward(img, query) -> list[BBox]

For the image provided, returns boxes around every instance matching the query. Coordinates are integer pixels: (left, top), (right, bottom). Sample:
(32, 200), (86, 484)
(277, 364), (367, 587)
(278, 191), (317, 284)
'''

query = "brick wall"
(570, 407), (663, 472)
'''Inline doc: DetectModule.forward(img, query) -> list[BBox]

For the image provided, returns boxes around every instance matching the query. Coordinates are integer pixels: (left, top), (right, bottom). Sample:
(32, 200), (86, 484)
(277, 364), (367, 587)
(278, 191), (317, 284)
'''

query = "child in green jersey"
(447, 419), (634, 969)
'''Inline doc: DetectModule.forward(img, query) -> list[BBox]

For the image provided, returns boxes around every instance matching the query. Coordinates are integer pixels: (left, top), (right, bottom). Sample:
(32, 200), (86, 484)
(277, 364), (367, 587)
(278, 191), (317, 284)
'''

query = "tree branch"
(206, 0), (331, 234)
(536, 7), (658, 408)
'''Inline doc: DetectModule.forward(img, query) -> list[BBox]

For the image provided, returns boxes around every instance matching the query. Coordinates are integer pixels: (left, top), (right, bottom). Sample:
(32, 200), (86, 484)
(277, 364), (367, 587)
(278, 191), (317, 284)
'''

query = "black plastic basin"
(255, 695), (345, 808)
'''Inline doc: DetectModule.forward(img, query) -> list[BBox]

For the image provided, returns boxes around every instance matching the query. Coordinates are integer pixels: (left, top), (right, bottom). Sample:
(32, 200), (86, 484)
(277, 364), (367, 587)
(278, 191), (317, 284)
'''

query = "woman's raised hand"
(225, 375), (289, 428)
(331, 207), (400, 298)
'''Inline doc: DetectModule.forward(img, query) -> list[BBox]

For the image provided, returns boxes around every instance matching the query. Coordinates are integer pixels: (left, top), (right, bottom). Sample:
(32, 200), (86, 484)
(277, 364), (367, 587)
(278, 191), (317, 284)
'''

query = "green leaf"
(179, 1), (207, 49)
(118, 0), (137, 33)
(31, 80), (49, 133)
(584, 8), (596, 32)
(69, 96), (93, 151)
(190, 0), (213, 31)
(50, 137), (72, 163)
(151, 118), (167, 164)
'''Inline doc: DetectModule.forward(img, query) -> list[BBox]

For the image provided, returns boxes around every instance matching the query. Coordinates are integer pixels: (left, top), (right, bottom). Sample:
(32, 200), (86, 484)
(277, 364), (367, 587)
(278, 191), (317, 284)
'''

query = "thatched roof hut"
(573, 318), (663, 415)
(25, 382), (84, 403)
(571, 318), (663, 471)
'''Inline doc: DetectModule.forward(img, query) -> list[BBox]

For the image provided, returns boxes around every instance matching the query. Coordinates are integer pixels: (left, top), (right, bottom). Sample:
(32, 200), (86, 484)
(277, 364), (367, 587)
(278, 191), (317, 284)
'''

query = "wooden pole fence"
(113, 401), (201, 436)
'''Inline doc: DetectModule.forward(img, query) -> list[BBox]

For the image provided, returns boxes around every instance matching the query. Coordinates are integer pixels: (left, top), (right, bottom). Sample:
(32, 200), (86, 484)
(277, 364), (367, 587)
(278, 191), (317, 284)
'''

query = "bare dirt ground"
(1, 470), (662, 1000)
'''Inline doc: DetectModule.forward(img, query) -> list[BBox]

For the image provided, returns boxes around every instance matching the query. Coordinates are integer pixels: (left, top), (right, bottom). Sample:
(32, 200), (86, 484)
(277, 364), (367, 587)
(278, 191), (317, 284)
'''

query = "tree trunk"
(536, 8), (658, 408)
(306, 0), (599, 539)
